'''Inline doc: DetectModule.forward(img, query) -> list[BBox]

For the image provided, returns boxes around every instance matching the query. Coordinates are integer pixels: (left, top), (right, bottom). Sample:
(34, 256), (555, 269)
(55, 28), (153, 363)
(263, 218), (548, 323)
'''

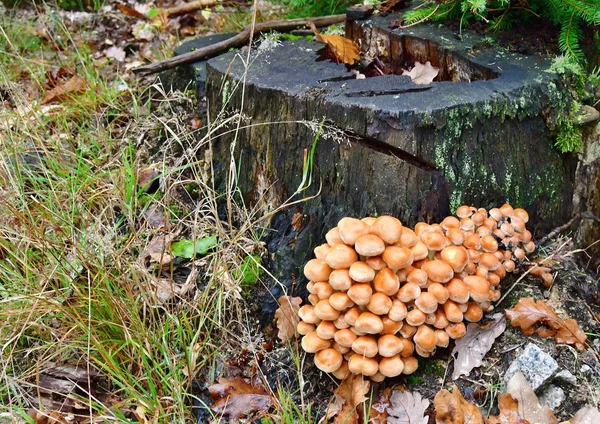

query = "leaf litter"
(274, 296), (302, 343)
(208, 377), (273, 419)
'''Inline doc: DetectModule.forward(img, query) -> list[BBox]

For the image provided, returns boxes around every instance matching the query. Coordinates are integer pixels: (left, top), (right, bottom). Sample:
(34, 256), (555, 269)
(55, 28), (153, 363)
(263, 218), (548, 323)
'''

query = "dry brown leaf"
(308, 23), (360, 65)
(452, 313), (506, 380)
(208, 377), (273, 419)
(41, 75), (87, 105)
(142, 205), (170, 230)
(105, 46), (126, 62)
(387, 388), (429, 424)
(328, 374), (371, 424)
(402, 61), (439, 84)
(274, 296), (302, 343)
(505, 371), (557, 424)
(434, 384), (484, 424)
(318, 394), (344, 424)
(506, 298), (586, 349)
(569, 406), (600, 424)
(369, 387), (392, 424)
(116, 3), (148, 19)
(140, 233), (175, 267)
(485, 393), (529, 424)
(137, 163), (161, 192)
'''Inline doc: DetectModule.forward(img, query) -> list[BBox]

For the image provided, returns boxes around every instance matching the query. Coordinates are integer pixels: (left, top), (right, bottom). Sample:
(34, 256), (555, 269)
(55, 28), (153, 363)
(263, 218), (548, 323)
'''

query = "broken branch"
(165, 0), (244, 18)
(133, 14), (346, 75)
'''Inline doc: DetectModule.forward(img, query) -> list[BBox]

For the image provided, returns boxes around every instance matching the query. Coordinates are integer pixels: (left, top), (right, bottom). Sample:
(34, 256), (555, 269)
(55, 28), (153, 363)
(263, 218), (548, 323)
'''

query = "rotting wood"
(133, 14), (346, 75)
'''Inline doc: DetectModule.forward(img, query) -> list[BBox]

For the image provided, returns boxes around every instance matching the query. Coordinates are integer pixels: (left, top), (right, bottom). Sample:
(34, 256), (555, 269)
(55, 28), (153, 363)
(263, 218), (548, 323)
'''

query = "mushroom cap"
(421, 231), (450, 251)
(334, 316), (350, 329)
(349, 261), (376, 282)
(464, 302), (483, 322)
(467, 249), (481, 263)
(456, 205), (476, 218)
(399, 227), (418, 248)
(343, 306), (361, 326)
(314, 243), (331, 260)
(332, 341), (350, 354)
(427, 282), (450, 304)
(298, 305), (321, 324)
(463, 276), (490, 303)
(433, 308), (450, 329)
(413, 324), (436, 352)
(325, 244), (358, 269)
(401, 356), (419, 374)
(513, 208), (529, 223)
(443, 300), (464, 323)
(366, 292), (393, 315)
(411, 241), (429, 261)
(407, 268), (428, 287)
(414, 222), (432, 236)
(382, 246), (414, 270)
(415, 292), (439, 314)
(480, 235), (499, 253)
(445, 322), (467, 339)
(351, 336), (378, 357)
(316, 320), (337, 339)
(378, 334), (404, 357)
(446, 228), (465, 245)
(338, 217), (370, 245)
(397, 282), (421, 302)
(306, 281), (316, 294)
(399, 323), (418, 339)
(524, 241), (535, 253)
(463, 233), (481, 250)
(440, 246), (469, 273)
(313, 282), (334, 299)
(366, 255), (387, 271)
(370, 215), (403, 245)
(471, 211), (486, 226)
(435, 329), (450, 347)
(326, 227), (344, 246)
(480, 252), (501, 271)
(421, 260), (454, 284)
(371, 372), (387, 382)
(441, 216), (461, 230)
(332, 360), (350, 379)
(500, 203), (514, 217)
(406, 308), (427, 326)
(415, 344), (434, 358)
(447, 278), (470, 303)
(348, 354), (379, 376)
(354, 234), (386, 257)
(301, 331), (331, 352)
(304, 259), (332, 282)
(334, 328), (357, 347)
(379, 355), (405, 377)
(297, 321), (315, 335)
(329, 269), (353, 291)
(503, 259), (516, 273)
(347, 283), (373, 306)
(361, 217), (377, 226)
(488, 208), (503, 221)
(314, 348), (343, 373)
(373, 267), (400, 296)
(522, 230), (532, 244)
(354, 312), (384, 334)
(329, 292), (355, 311)
(314, 300), (341, 321)
(388, 299), (408, 322)
(381, 315), (403, 335)
(399, 338), (415, 357)
(308, 294), (319, 306)
(460, 218), (475, 232)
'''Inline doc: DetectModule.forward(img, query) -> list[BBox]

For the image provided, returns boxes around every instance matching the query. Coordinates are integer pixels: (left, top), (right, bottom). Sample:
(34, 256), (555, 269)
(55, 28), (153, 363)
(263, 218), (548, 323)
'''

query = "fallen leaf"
(434, 384), (484, 424)
(327, 374), (371, 424)
(116, 3), (148, 19)
(105, 46), (126, 62)
(451, 313), (506, 380)
(140, 233), (175, 266)
(569, 406), (600, 424)
(309, 23), (360, 65)
(403, 61), (439, 84)
(46, 66), (76, 88)
(370, 387), (391, 424)
(387, 389), (429, 424)
(41, 75), (87, 104)
(318, 394), (344, 424)
(485, 393), (529, 424)
(142, 205), (170, 230)
(274, 296), (302, 343)
(171, 235), (217, 258)
(208, 377), (272, 419)
(506, 298), (587, 349)
(505, 371), (557, 424)
(137, 163), (161, 192)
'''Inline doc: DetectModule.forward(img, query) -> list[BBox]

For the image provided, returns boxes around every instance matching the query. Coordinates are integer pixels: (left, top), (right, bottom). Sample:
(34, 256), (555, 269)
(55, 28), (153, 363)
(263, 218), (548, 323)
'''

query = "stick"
(165, 0), (244, 17)
(133, 14), (346, 75)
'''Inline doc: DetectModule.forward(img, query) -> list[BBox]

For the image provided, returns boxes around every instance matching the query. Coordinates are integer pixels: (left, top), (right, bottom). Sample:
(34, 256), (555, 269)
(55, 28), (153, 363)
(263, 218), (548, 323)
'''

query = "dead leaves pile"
(208, 377), (273, 420)
(506, 298), (587, 350)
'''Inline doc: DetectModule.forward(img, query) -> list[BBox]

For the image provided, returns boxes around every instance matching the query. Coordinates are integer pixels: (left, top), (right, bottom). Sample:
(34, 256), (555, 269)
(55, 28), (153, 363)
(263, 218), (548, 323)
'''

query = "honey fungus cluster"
(297, 204), (533, 381)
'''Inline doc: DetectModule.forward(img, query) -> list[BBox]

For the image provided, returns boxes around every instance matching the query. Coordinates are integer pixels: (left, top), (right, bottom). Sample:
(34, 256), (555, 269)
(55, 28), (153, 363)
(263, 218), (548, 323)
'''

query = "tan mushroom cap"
(349, 261), (376, 282)
(440, 246), (469, 273)
(415, 292), (439, 314)
(447, 278), (470, 303)
(480, 252), (500, 270)
(334, 316), (350, 329)
(433, 309), (449, 329)
(427, 282), (449, 304)
(304, 259), (332, 282)
(373, 267), (400, 296)
(315, 348), (343, 373)
(514, 208), (529, 223)
(388, 299), (408, 321)
(443, 300), (464, 323)
(489, 208), (503, 221)
(499, 203), (514, 217)
(354, 312), (384, 334)
(314, 243), (331, 260)
(308, 294), (319, 306)
(456, 205), (476, 218)
(325, 244), (358, 269)
(329, 269), (353, 291)
(399, 227), (418, 248)
(480, 235), (499, 253)
(301, 331), (331, 352)
(421, 260), (454, 284)
(399, 323), (418, 339)
(332, 341), (350, 354)
(406, 308), (427, 326)
(354, 234), (386, 257)
(460, 218), (475, 232)
(407, 268), (428, 287)
(446, 228), (465, 245)
(313, 282), (334, 299)
(298, 305), (321, 324)
(338, 217), (370, 245)
(471, 211), (486, 226)
(397, 282), (421, 302)
(379, 355), (405, 377)
(370, 215), (403, 244)
(371, 372), (386, 382)
(366, 255), (387, 271)
(377, 334), (404, 357)
(316, 321), (337, 340)
(329, 292), (354, 311)
(421, 231), (450, 251)
(348, 354), (379, 376)
(347, 283), (373, 306)
(366, 292), (393, 315)
(352, 336), (379, 358)
(332, 360), (350, 380)
(325, 227), (344, 245)
(334, 328), (357, 347)
(445, 322), (467, 339)
(464, 302), (483, 322)
(297, 321), (315, 335)
(463, 275), (490, 303)
(411, 241), (429, 261)
(314, 300), (341, 321)
(381, 315), (403, 335)
(402, 356), (419, 374)
(362, 217), (377, 226)
(413, 324), (436, 352)
(435, 329), (450, 347)
(524, 241), (535, 253)
(382, 246), (414, 270)
(441, 216), (461, 230)
(343, 306), (361, 326)
(464, 233), (481, 250)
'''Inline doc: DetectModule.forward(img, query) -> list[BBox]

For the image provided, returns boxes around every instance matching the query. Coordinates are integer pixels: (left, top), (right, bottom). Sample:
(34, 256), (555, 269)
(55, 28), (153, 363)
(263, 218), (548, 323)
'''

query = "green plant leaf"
(172, 235), (218, 258)
(147, 7), (160, 18)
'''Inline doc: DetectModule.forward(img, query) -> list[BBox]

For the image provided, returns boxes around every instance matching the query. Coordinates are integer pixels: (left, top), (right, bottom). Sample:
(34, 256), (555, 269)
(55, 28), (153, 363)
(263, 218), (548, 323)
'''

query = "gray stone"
(504, 343), (559, 391)
(539, 385), (566, 410)
(554, 370), (577, 385)
(580, 364), (592, 374)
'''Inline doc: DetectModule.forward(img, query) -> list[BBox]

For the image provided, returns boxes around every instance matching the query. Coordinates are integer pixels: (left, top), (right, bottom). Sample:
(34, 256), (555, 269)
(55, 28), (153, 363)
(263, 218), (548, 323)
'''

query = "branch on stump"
(133, 14), (346, 76)
(165, 0), (245, 17)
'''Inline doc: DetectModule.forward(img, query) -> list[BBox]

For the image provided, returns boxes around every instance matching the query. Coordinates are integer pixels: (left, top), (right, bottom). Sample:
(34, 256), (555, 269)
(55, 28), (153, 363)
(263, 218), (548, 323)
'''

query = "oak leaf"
(274, 296), (302, 343)
(387, 389), (429, 424)
(323, 374), (370, 424)
(208, 377), (272, 419)
(403, 61), (439, 84)
(506, 298), (586, 349)
(569, 406), (600, 424)
(505, 371), (557, 424)
(452, 313), (506, 380)
(434, 384), (484, 424)
(309, 23), (360, 65)
(485, 393), (529, 424)
(41, 75), (87, 105)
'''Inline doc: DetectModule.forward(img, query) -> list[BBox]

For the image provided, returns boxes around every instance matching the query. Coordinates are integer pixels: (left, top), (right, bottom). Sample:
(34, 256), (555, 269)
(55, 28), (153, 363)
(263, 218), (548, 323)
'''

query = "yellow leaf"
(308, 23), (360, 65)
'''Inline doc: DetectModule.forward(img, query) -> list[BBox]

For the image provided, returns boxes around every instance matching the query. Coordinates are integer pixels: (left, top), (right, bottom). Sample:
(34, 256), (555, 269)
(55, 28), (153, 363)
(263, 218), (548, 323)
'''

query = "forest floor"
(1, 1), (599, 423)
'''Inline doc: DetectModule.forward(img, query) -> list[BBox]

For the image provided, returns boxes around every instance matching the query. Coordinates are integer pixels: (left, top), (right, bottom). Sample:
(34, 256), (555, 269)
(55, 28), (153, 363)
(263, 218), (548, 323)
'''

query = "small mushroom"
(329, 292), (354, 311)
(355, 234), (386, 257)
(373, 267), (400, 295)
(366, 292), (393, 315)
(301, 331), (331, 352)
(325, 244), (358, 269)
(352, 336), (379, 357)
(348, 354), (379, 376)
(382, 246), (414, 270)
(421, 260), (454, 284)
(325, 227), (344, 245)
(329, 269), (353, 291)
(304, 259), (332, 282)
(315, 348), (343, 372)
(334, 328), (357, 347)
(314, 243), (331, 260)
(370, 215), (403, 244)
(379, 355), (405, 377)
(338, 217), (370, 245)
(401, 356), (419, 374)
(347, 283), (373, 306)
(354, 312), (384, 334)
(349, 261), (375, 282)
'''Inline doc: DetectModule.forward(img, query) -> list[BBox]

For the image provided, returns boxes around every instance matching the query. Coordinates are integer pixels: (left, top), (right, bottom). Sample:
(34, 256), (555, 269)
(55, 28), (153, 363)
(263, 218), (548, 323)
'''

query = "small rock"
(580, 364), (592, 374)
(554, 370), (577, 385)
(504, 343), (559, 391)
(539, 385), (566, 410)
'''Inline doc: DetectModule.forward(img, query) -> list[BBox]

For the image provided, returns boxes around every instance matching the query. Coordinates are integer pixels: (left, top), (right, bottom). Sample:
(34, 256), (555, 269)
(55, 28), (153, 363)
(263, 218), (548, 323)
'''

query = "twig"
(165, 0), (246, 17)
(537, 213), (581, 246)
(133, 14), (346, 75)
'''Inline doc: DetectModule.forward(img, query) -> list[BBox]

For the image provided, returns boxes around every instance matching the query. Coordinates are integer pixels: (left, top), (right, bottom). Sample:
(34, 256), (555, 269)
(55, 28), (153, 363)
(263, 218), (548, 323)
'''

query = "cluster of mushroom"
(297, 204), (534, 381)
